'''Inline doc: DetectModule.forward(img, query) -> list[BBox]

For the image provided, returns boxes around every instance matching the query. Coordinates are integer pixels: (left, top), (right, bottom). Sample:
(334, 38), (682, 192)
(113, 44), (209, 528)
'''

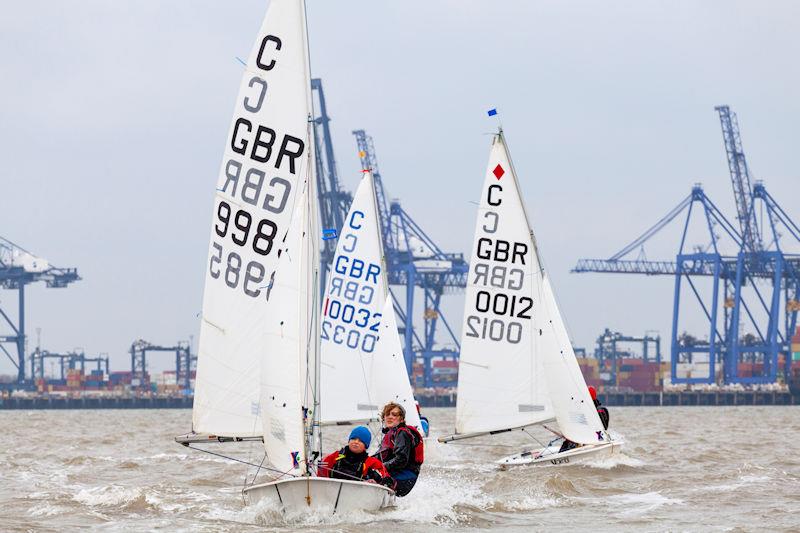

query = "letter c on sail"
(487, 184), (502, 206)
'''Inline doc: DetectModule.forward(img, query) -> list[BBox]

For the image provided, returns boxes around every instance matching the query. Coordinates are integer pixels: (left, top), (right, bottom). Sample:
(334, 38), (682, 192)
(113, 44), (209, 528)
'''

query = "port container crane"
(573, 107), (800, 385)
(0, 236), (79, 385)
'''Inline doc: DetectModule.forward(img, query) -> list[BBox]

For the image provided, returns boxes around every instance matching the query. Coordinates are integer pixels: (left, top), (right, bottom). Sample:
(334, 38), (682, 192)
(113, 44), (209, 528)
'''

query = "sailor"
(588, 386), (610, 430)
(318, 426), (391, 486)
(374, 402), (424, 497)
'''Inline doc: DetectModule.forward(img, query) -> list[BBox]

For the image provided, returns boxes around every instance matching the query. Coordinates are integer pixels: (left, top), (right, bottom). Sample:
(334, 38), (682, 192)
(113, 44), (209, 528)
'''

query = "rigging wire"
(188, 444), (298, 479)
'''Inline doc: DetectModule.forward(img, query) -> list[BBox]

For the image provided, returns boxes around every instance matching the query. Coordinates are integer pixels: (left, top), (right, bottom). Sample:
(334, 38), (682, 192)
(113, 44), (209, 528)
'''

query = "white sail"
(455, 133), (554, 436)
(369, 295), (422, 433)
(192, 0), (312, 437)
(260, 174), (320, 476)
(536, 275), (607, 444)
(319, 172), (389, 424)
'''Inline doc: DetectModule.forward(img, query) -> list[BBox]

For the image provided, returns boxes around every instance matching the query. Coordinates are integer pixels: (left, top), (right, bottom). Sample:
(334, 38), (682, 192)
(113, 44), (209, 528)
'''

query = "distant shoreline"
(1, 389), (798, 410)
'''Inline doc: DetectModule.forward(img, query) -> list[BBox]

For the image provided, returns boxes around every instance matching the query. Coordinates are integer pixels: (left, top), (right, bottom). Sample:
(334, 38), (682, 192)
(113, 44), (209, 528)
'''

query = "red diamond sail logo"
(493, 164), (505, 180)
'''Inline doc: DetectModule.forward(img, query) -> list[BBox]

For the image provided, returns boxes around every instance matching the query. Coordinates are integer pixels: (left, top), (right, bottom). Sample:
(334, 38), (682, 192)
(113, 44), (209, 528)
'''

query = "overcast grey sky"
(1, 0), (798, 375)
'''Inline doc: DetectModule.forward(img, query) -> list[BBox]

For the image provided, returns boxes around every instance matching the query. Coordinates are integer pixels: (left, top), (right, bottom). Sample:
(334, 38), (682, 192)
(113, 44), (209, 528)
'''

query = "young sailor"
(374, 402), (424, 497)
(589, 386), (610, 430)
(318, 426), (391, 485)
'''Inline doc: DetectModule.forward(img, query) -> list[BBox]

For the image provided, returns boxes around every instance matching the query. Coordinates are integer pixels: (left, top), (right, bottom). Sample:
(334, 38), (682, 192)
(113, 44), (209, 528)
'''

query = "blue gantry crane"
(30, 348), (109, 382)
(309, 79), (467, 387)
(573, 106), (800, 385)
(130, 339), (194, 391)
(353, 130), (468, 386)
(0, 236), (79, 386)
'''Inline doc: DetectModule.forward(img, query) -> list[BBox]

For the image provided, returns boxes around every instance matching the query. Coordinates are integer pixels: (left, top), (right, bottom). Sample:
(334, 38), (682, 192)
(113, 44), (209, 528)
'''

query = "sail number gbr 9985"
(209, 200), (278, 298)
(465, 290), (531, 344)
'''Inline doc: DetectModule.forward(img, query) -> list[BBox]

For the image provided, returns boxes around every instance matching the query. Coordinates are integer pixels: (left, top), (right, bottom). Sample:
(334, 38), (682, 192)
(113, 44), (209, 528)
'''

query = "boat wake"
(584, 453), (645, 470)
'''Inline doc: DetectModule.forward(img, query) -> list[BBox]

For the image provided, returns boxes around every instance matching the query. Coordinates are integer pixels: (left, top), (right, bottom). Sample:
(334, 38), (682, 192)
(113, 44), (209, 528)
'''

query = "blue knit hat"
(349, 426), (372, 448)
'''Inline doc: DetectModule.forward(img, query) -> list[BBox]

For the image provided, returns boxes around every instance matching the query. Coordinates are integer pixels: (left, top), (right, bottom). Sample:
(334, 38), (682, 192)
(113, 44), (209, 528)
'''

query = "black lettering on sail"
(256, 35), (282, 71)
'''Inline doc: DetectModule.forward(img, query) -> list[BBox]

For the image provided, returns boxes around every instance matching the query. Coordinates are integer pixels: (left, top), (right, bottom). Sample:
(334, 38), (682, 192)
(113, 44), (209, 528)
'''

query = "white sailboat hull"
(243, 477), (395, 514)
(497, 436), (625, 468)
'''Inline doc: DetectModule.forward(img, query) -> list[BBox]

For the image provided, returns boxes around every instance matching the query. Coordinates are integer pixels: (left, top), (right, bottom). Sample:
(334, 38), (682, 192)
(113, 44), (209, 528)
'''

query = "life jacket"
(383, 424), (424, 466)
(329, 448), (367, 480)
(597, 406), (610, 430)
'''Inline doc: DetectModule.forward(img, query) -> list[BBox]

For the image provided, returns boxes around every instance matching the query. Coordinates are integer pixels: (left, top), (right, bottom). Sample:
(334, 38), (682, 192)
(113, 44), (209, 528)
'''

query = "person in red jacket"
(318, 426), (391, 486)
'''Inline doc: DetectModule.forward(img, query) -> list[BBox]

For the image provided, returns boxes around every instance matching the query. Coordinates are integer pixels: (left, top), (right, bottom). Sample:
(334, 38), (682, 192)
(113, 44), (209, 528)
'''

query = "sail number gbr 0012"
(465, 291), (531, 344)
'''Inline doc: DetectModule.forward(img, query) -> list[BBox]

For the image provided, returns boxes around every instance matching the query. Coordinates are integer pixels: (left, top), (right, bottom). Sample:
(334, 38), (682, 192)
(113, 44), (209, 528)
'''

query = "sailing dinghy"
(177, 0), (409, 514)
(439, 129), (624, 467)
(244, 170), (423, 512)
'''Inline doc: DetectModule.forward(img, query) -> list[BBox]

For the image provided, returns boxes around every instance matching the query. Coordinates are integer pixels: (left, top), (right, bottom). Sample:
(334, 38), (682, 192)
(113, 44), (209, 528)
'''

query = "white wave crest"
(73, 485), (143, 507)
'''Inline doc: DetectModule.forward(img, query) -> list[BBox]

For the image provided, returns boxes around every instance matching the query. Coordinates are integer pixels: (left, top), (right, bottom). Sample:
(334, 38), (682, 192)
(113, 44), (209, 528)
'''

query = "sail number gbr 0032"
(465, 291), (532, 344)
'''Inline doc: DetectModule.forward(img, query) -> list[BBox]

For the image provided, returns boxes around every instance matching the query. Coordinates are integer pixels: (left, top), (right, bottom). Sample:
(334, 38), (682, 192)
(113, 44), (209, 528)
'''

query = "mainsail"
(454, 133), (554, 437)
(192, 0), (312, 438)
(319, 172), (388, 424)
(319, 171), (422, 431)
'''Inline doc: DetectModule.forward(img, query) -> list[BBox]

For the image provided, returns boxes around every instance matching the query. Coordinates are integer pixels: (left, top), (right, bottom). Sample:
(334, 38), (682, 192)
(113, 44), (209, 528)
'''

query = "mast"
(301, 0), (322, 473)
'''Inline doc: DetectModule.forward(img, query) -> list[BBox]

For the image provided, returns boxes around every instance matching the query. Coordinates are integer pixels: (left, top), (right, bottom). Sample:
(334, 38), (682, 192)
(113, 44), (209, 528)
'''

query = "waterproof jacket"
(375, 423), (421, 476)
(318, 447), (389, 483)
(594, 399), (610, 430)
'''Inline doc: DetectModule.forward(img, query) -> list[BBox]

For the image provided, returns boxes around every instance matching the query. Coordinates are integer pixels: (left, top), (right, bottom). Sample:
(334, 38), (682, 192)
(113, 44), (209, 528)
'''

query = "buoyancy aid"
(594, 399), (610, 430)
(378, 423), (424, 472)
(320, 447), (389, 482)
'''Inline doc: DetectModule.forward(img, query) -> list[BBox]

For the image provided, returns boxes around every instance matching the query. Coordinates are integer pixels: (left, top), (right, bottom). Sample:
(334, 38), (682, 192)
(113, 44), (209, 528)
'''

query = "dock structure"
(412, 389), (798, 409)
(0, 389), (797, 409)
(0, 396), (193, 410)
(599, 390), (796, 407)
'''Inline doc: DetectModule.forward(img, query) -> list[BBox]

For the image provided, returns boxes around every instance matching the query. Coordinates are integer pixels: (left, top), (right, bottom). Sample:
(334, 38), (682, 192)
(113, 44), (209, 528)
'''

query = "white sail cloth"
(319, 172), (421, 431)
(192, 0), (312, 438)
(369, 295), (422, 432)
(319, 172), (388, 424)
(455, 132), (606, 445)
(261, 175), (320, 476)
(455, 134), (554, 436)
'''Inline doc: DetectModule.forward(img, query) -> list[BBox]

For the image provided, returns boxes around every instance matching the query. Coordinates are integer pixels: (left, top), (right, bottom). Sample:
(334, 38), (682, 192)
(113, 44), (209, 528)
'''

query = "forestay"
(319, 172), (389, 424)
(455, 134), (554, 436)
(192, 0), (312, 438)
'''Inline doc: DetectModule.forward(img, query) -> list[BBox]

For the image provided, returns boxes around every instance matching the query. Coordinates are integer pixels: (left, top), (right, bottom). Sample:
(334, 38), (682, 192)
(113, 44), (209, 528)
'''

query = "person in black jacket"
(373, 402), (422, 497)
(589, 386), (610, 430)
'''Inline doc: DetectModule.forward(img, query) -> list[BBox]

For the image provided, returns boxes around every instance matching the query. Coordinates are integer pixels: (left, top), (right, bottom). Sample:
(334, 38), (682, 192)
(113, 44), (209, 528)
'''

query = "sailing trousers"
(392, 469), (418, 497)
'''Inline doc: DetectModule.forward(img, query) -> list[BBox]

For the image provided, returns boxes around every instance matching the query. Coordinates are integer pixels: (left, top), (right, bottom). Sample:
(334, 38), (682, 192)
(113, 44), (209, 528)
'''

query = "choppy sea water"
(1, 407), (799, 532)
